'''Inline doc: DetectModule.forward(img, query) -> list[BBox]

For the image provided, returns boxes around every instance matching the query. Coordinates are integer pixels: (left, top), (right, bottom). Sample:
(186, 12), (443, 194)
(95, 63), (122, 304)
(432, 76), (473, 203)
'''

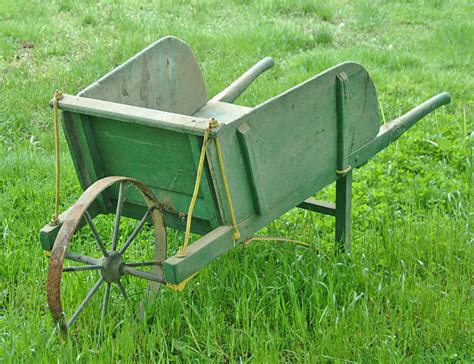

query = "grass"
(1, 0), (472, 361)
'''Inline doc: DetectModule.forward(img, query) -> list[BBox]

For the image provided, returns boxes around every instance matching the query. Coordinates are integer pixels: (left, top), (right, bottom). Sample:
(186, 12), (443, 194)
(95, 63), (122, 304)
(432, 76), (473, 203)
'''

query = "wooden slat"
(297, 198), (336, 216)
(237, 123), (268, 215)
(56, 94), (212, 136)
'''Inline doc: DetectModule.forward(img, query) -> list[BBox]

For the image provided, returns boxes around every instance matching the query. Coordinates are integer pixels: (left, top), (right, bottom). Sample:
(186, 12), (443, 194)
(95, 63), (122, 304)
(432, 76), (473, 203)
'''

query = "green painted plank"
(335, 72), (352, 252)
(237, 123), (268, 215)
(56, 94), (213, 136)
(164, 63), (383, 283)
(67, 113), (220, 226)
(188, 135), (221, 228)
(297, 198), (336, 216)
(164, 225), (233, 284)
(62, 111), (88, 190)
(88, 117), (214, 221)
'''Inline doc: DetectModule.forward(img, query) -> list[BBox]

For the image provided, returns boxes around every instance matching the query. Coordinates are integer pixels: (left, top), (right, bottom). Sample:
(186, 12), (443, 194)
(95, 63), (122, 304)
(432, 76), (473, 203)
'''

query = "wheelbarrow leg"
(335, 170), (352, 253)
(335, 71), (352, 253)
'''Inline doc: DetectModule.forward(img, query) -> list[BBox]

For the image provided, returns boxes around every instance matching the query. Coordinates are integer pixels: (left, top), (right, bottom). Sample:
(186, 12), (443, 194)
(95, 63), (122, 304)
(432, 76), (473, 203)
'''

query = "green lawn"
(1, 0), (472, 362)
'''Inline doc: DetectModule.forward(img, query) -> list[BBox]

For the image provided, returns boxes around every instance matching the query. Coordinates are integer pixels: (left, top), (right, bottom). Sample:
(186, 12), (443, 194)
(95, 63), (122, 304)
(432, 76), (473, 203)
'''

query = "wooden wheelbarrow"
(40, 36), (451, 334)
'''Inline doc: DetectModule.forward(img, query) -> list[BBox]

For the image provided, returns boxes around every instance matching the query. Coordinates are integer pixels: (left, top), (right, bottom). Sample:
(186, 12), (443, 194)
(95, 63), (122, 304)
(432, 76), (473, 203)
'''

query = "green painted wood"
(164, 62), (381, 283)
(335, 172), (352, 252)
(164, 225), (233, 284)
(193, 101), (252, 124)
(336, 72), (350, 171)
(90, 117), (215, 222)
(62, 110), (220, 233)
(188, 134), (221, 228)
(237, 123), (268, 215)
(164, 158), (358, 283)
(80, 36), (208, 116)
(204, 138), (227, 224)
(39, 204), (101, 250)
(208, 62), (380, 226)
(335, 72), (352, 252)
(47, 34), (451, 285)
(211, 57), (275, 103)
(297, 198), (336, 216)
(56, 94), (211, 136)
(62, 111), (90, 190)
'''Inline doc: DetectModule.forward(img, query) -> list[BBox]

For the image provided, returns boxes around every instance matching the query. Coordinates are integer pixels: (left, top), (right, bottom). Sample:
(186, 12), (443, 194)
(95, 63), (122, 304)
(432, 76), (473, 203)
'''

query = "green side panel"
(62, 113), (220, 232)
(209, 62), (380, 224)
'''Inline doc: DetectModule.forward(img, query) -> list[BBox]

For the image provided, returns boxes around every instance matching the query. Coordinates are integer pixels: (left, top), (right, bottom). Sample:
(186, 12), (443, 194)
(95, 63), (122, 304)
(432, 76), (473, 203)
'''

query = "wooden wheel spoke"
(65, 252), (100, 266)
(112, 181), (126, 251)
(63, 265), (103, 272)
(67, 277), (104, 329)
(84, 211), (108, 256)
(47, 176), (167, 335)
(122, 266), (165, 283)
(119, 207), (153, 255)
(99, 283), (111, 340)
(124, 261), (161, 268)
(117, 281), (128, 300)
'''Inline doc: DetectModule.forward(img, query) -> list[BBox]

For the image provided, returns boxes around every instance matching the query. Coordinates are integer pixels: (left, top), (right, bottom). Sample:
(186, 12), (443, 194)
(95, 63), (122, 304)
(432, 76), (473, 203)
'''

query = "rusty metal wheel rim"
(47, 176), (167, 335)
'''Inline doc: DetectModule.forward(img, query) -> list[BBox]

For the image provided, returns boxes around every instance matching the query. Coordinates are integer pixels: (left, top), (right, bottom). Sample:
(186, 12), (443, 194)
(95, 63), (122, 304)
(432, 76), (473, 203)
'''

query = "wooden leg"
(335, 170), (352, 253)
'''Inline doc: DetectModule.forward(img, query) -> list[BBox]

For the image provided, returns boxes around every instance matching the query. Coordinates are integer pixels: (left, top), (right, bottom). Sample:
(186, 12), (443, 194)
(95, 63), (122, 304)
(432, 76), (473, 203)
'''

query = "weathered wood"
(335, 173), (352, 252)
(211, 57), (274, 103)
(188, 135), (221, 228)
(55, 94), (211, 136)
(237, 123), (268, 215)
(207, 62), (380, 228)
(335, 72), (352, 252)
(80, 36), (208, 116)
(70, 113), (102, 188)
(193, 101), (252, 124)
(164, 225), (233, 284)
(297, 198), (336, 216)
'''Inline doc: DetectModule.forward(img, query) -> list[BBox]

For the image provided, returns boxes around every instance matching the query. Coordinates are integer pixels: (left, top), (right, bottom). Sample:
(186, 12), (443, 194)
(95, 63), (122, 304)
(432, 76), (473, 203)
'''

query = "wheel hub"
(100, 251), (124, 283)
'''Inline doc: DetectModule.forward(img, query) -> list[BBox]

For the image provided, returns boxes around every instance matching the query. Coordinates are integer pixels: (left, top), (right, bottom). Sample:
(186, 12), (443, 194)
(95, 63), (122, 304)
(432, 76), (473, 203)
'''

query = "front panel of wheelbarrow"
(60, 111), (220, 234)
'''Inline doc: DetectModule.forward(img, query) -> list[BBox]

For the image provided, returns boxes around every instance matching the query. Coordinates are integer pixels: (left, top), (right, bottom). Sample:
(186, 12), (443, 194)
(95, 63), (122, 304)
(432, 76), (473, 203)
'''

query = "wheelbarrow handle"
(211, 57), (274, 103)
(350, 92), (451, 168)
(385, 92), (451, 134)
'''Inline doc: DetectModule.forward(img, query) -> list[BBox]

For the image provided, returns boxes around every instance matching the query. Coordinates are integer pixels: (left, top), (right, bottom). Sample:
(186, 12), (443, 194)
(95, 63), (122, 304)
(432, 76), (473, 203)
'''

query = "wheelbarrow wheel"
(47, 176), (167, 336)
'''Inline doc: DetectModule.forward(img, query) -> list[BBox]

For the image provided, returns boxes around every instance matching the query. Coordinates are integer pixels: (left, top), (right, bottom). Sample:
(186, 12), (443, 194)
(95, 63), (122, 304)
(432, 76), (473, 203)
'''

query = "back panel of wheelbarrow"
(60, 111), (220, 234)
(78, 36), (208, 116)
(207, 62), (380, 227)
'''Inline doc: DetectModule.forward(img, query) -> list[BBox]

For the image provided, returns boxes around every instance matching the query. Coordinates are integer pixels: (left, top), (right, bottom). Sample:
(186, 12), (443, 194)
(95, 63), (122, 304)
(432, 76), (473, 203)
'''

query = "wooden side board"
(207, 62), (380, 225)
